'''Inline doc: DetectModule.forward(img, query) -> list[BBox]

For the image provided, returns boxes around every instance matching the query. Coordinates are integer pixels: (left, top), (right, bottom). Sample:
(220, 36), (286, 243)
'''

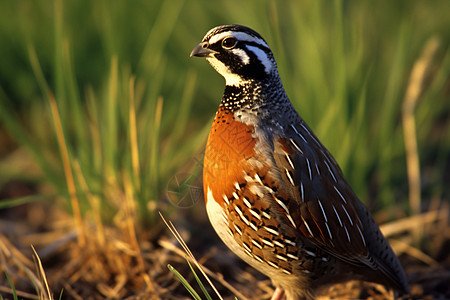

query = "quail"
(191, 24), (409, 300)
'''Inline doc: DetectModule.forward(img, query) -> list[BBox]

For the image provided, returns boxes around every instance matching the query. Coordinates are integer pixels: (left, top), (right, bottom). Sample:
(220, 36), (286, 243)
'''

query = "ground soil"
(0, 180), (449, 300)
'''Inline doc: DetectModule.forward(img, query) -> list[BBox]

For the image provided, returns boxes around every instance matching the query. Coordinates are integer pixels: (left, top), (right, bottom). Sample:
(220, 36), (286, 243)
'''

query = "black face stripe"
(207, 39), (270, 59)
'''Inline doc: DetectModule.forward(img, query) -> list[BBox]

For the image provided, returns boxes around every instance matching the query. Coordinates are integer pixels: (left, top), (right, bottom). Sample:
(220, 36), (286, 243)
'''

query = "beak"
(190, 43), (218, 57)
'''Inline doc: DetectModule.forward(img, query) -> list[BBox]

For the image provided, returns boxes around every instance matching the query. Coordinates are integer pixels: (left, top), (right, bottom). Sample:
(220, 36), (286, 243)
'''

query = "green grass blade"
(138, 0), (185, 74)
(0, 89), (63, 190)
(167, 264), (202, 300)
(0, 194), (55, 209)
(4, 269), (19, 300)
(186, 259), (213, 300)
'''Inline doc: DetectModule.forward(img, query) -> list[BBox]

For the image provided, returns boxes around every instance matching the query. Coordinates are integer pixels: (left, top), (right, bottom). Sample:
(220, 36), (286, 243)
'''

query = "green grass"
(0, 0), (449, 298)
(3, 269), (19, 300)
(0, 0), (449, 224)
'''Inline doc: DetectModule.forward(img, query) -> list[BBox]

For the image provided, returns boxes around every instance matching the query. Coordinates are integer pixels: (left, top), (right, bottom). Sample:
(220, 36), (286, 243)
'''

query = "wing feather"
(272, 124), (370, 265)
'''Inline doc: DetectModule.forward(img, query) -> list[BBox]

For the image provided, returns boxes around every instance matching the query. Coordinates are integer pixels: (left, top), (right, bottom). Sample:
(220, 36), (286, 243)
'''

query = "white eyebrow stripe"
(208, 31), (269, 49)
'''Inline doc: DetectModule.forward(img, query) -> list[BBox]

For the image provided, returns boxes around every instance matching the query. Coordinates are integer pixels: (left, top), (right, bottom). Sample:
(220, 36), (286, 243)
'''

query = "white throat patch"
(206, 57), (247, 86)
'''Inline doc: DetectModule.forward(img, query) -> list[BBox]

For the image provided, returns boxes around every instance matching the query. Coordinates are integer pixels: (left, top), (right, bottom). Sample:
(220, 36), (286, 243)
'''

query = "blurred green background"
(0, 0), (449, 225)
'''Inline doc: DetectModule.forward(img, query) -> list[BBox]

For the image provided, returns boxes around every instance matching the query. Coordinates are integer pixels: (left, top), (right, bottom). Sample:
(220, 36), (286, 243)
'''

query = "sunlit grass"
(1, 0), (448, 218)
(1, 0), (208, 227)
(0, 0), (449, 297)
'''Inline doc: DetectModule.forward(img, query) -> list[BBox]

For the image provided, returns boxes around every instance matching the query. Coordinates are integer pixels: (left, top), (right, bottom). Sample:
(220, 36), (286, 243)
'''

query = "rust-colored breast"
(203, 108), (256, 206)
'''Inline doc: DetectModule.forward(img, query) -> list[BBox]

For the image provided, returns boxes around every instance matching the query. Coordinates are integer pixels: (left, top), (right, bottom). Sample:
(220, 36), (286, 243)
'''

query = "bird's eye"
(222, 37), (237, 49)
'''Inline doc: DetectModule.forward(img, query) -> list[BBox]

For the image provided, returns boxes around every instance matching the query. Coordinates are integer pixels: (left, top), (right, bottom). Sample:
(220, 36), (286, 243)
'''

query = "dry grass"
(0, 198), (449, 299)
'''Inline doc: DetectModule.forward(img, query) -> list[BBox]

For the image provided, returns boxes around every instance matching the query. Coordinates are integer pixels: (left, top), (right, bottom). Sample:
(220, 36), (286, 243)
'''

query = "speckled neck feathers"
(220, 75), (289, 113)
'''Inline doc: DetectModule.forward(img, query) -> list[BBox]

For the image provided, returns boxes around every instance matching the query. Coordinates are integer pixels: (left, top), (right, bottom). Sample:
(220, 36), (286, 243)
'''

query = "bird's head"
(191, 24), (278, 86)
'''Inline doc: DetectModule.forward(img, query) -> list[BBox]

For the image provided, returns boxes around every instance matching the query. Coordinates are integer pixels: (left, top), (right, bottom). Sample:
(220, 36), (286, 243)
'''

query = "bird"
(191, 24), (409, 300)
